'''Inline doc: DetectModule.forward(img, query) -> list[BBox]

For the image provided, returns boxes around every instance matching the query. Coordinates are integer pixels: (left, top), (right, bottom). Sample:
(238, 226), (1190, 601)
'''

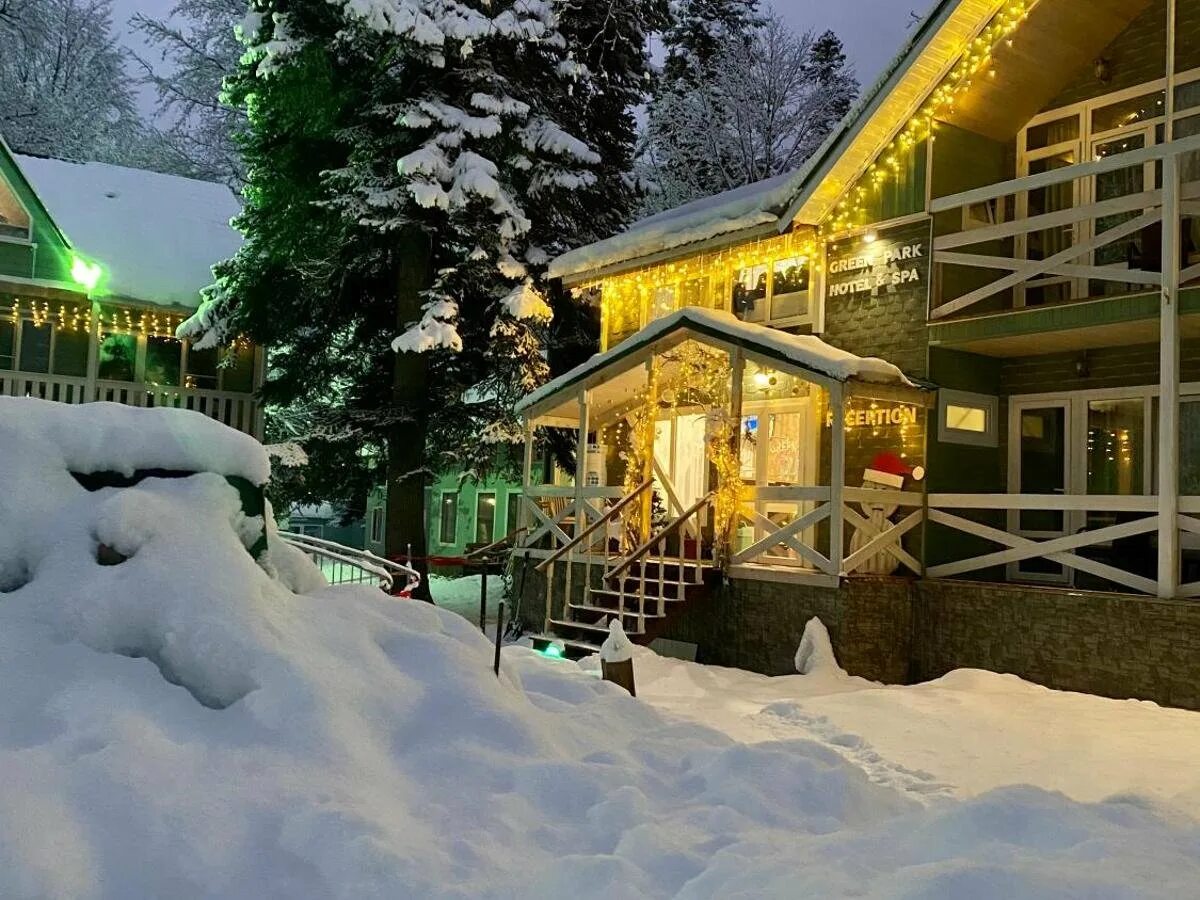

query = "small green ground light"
(541, 641), (566, 660)
(71, 254), (104, 292)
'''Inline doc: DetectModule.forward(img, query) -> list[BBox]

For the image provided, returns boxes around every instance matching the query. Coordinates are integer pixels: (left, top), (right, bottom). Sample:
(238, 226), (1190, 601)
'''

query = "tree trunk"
(386, 227), (434, 601)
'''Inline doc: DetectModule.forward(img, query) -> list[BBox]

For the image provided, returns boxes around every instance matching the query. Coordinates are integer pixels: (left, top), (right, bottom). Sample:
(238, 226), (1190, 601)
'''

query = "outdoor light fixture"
(70, 254), (103, 292)
(1094, 57), (1112, 84)
(863, 231), (878, 245)
(541, 640), (566, 659)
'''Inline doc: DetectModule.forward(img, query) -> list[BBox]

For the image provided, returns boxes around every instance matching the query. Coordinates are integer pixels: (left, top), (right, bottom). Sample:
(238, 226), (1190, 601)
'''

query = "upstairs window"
(0, 177), (31, 241)
(732, 256), (811, 325)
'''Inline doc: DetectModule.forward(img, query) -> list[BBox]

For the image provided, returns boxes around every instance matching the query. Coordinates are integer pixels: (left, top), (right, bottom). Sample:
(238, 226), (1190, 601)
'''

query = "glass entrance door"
(1009, 401), (1072, 583)
(739, 401), (815, 564)
(1018, 143), (1082, 307)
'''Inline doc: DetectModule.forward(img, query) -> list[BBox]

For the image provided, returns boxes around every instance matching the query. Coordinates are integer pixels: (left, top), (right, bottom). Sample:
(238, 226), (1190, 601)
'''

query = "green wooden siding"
(0, 147), (75, 285)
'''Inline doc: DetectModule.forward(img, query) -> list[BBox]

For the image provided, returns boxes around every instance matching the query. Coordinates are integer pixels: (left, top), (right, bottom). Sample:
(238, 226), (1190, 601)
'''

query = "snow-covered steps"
(567, 603), (665, 629)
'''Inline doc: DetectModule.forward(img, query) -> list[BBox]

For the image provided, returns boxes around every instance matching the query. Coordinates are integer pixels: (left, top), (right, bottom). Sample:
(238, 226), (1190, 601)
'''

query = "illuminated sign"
(824, 219), (932, 300)
(826, 405), (919, 428)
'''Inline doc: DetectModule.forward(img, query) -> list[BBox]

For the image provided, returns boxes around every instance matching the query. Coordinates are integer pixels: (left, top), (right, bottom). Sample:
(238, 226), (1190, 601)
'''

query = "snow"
(517, 307), (916, 413)
(548, 169), (802, 281)
(612, 639), (1200, 820)
(499, 279), (552, 320)
(8, 402), (1200, 897)
(599, 618), (634, 664)
(794, 616), (845, 677)
(1, 397), (271, 484)
(14, 154), (241, 308)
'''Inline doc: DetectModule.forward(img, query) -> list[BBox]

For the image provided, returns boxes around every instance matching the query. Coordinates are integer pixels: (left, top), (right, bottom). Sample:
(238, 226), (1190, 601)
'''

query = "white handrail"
(279, 530), (421, 593)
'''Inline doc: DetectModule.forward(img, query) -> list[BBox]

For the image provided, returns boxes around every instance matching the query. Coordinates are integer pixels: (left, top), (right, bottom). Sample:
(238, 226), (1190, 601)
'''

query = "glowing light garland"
(590, 0), (1040, 343)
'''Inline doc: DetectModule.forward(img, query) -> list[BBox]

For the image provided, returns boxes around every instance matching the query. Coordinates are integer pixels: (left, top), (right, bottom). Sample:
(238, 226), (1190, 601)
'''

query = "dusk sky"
(112, 0), (940, 100)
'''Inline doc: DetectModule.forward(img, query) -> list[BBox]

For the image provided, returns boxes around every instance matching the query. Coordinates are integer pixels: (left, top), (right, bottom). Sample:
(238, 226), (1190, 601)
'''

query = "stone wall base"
(509, 556), (1200, 710)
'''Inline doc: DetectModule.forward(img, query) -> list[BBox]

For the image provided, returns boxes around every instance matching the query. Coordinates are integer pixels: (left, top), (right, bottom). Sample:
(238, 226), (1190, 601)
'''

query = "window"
(678, 277), (710, 309)
(731, 264), (767, 321)
(475, 492), (496, 544)
(438, 491), (459, 545)
(145, 336), (182, 386)
(505, 492), (522, 537)
(18, 321), (50, 373)
(53, 328), (88, 377)
(649, 285), (675, 321)
(770, 257), (809, 320)
(939, 389), (998, 447)
(0, 177), (31, 241)
(186, 345), (218, 390)
(370, 506), (384, 544)
(98, 332), (136, 382)
(0, 320), (13, 370)
(221, 342), (256, 393)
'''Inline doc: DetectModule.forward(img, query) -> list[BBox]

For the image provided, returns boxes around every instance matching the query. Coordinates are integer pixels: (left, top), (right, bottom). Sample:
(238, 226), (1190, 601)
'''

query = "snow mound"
(795, 616), (846, 677)
(4, 405), (1200, 897)
(1, 397), (270, 484)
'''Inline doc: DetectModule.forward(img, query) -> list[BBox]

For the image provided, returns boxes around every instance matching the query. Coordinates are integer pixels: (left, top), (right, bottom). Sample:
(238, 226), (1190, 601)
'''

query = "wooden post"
(478, 560), (488, 634)
(601, 657), (636, 696)
(830, 383), (847, 577)
(84, 299), (101, 400)
(573, 389), (591, 530)
(493, 600), (504, 676)
(726, 350), (746, 564)
(520, 417), (534, 538)
(1158, 150), (1181, 599)
(640, 359), (656, 544)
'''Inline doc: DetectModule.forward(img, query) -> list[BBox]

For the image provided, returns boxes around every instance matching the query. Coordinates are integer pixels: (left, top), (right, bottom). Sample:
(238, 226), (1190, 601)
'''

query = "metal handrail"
(278, 530), (421, 593)
(535, 479), (652, 573)
(607, 491), (715, 580)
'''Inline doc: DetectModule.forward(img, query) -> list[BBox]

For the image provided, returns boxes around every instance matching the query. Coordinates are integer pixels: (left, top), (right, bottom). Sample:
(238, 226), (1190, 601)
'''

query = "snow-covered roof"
(13, 154), (241, 309)
(548, 0), (964, 283)
(517, 307), (918, 414)
(547, 170), (801, 280)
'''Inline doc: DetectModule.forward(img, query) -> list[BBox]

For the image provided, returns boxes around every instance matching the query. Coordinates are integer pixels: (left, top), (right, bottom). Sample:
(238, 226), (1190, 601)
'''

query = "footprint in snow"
(754, 701), (955, 803)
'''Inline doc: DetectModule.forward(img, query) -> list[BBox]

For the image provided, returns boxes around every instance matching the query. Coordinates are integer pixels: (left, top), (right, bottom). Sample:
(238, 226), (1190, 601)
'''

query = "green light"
(71, 255), (103, 292)
(541, 642), (565, 659)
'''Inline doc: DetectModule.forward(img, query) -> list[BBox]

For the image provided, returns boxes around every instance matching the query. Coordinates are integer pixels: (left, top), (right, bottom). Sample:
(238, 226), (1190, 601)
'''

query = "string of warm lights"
(590, 0), (1040, 340)
(3, 297), (248, 346)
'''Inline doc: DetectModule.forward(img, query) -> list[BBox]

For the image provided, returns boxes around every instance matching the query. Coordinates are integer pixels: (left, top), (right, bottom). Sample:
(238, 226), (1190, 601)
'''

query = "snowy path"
(621, 648), (1200, 817)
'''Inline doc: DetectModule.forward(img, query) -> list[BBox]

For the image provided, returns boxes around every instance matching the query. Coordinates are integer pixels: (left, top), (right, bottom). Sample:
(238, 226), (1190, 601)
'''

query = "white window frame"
(369, 506), (384, 544)
(438, 490), (459, 545)
(939, 389), (999, 447)
(474, 491), (497, 544)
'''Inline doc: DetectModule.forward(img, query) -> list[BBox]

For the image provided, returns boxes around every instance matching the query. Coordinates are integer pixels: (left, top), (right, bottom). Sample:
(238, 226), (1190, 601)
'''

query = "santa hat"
(863, 452), (925, 489)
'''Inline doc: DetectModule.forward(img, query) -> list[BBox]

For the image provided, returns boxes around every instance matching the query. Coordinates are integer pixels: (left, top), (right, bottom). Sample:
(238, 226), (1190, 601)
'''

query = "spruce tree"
(181, 0), (608, 589)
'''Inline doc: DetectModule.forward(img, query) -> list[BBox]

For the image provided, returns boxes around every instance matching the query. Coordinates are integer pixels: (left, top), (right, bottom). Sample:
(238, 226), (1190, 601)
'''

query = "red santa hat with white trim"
(863, 451), (925, 489)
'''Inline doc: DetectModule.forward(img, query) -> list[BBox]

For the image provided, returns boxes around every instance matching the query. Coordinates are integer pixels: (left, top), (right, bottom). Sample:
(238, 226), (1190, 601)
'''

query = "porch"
(514, 307), (933, 654)
(1, 292), (262, 437)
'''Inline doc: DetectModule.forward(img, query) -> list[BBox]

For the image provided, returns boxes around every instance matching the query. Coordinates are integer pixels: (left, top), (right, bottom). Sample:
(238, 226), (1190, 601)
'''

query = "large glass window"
(221, 343), (256, 393)
(0, 320), (13, 370)
(505, 492), (522, 537)
(678, 277), (711, 309)
(475, 492), (496, 544)
(19, 321), (51, 373)
(0, 179), (30, 240)
(186, 345), (218, 390)
(732, 264), (767, 322)
(439, 491), (459, 545)
(53, 328), (89, 377)
(145, 336), (182, 386)
(98, 332), (136, 382)
(770, 257), (809, 320)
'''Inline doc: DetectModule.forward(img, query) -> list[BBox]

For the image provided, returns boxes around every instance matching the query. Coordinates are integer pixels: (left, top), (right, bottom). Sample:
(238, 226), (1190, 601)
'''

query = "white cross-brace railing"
(928, 133), (1200, 320)
(926, 494), (1160, 595)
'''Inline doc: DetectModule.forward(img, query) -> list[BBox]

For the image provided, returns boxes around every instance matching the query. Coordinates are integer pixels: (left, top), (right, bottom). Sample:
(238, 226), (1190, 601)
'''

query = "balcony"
(0, 369), (261, 437)
(928, 134), (1200, 357)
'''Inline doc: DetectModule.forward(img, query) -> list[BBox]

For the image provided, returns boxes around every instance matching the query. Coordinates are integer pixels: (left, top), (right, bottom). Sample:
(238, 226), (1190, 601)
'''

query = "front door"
(739, 400), (816, 565)
(1009, 400), (1072, 583)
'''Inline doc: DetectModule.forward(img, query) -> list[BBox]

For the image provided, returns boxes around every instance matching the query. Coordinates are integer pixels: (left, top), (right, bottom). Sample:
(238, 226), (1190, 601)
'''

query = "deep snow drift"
(4, 399), (1200, 898)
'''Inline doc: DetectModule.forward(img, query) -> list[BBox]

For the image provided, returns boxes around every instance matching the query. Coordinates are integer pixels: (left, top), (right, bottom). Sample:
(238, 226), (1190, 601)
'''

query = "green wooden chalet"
(0, 136), (261, 436)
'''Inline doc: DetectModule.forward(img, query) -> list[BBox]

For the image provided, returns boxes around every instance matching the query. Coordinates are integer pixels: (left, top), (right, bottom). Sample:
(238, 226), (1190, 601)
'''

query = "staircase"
(530, 487), (715, 660)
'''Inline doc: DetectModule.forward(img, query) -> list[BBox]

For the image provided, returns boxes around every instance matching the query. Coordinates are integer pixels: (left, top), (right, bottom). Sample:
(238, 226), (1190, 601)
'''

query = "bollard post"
(479, 558), (489, 634)
(599, 618), (636, 696)
(493, 600), (505, 677)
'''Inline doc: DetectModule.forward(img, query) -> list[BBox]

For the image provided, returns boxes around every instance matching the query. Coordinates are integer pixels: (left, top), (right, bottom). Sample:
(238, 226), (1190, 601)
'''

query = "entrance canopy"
(517, 307), (928, 426)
